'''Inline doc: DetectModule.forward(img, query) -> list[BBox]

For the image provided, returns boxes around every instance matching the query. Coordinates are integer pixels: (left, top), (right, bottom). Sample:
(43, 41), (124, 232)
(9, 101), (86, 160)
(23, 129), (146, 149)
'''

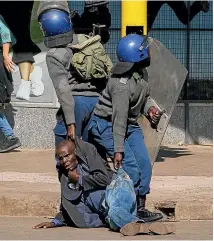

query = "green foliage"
(30, 19), (43, 44)
(30, 1), (43, 44)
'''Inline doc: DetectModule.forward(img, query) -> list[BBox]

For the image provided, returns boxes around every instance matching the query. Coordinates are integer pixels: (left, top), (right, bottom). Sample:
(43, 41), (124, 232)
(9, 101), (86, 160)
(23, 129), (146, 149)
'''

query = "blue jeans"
(88, 115), (152, 197)
(0, 110), (14, 138)
(103, 168), (139, 231)
(54, 96), (98, 170)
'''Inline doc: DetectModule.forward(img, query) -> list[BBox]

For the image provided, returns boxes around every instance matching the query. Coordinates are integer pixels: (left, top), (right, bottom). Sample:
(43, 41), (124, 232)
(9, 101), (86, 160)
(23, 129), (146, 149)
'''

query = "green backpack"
(68, 34), (113, 80)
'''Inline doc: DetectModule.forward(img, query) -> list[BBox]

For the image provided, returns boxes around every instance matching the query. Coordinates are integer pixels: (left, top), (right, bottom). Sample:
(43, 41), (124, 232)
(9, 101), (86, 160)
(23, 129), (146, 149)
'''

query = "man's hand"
(32, 222), (54, 229)
(67, 124), (75, 140)
(3, 55), (16, 72)
(113, 152), (123, 170)
(147, 106), (164, 128)
(68, 168), (79, 183)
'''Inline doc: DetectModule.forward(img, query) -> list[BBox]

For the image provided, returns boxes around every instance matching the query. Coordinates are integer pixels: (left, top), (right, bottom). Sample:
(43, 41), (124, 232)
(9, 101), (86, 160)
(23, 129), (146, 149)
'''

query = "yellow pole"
(121, 0), (147, 37)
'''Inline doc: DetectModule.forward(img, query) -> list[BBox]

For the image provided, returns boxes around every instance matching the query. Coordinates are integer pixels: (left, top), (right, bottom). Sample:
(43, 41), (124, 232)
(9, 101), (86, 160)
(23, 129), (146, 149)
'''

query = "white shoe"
(16, 79), (31, 101)
(30, 66), (44, 97)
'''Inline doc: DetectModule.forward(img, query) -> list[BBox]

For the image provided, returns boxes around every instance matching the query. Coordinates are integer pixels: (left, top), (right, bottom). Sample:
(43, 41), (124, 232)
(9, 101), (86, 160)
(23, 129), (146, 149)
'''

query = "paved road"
(0, 146), (212, 219)
(0, 145), (212, 176)
(0, 217), (212, 240)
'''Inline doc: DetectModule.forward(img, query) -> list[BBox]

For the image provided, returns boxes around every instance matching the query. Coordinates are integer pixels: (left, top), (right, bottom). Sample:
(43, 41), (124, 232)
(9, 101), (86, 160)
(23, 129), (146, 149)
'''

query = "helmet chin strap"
(139, 35), (149, 51)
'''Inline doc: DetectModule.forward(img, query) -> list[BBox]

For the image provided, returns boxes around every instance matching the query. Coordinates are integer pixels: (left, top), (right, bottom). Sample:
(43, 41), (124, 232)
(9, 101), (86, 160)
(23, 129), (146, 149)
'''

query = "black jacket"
(0, 52), (13, 104)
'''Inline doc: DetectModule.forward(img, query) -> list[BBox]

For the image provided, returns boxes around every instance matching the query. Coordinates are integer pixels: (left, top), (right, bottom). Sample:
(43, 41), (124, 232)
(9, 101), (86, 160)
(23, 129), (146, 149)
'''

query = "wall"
(3, 103), (212, 149)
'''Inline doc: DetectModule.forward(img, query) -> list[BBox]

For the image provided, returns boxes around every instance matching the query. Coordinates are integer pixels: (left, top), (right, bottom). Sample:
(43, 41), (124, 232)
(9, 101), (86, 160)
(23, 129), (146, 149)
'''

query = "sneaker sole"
(120, 222), (150, 236)
(0, 142), (21, 153)
(120, 222), (176, 236)
(149, 222), (176, 235)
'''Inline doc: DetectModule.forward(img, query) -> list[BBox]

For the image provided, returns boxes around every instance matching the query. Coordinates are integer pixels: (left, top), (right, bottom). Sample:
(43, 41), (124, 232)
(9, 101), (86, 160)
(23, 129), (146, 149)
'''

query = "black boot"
(137, 195), (163, 222)
(0, 136), (21, 153)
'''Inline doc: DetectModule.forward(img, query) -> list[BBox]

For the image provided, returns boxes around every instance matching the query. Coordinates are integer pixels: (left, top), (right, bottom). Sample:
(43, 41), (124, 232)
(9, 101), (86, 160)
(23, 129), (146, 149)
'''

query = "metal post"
(121, 0), (147, 37)
(184, 1), (191, 144)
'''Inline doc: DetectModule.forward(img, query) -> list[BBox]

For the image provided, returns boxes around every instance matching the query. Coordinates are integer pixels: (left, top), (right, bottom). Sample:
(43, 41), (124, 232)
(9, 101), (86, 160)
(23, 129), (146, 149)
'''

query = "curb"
(0, 173), (212, 221)
(0, 194), (212, 221)
(147, 200), (213, 221)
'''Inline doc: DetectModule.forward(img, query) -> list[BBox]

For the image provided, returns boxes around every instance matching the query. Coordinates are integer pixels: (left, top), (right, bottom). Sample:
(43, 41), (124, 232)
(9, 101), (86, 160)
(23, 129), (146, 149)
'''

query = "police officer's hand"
(147, 106), (164, 128)
(67, 124), (75, 140)
(68, 168), (79, 183)
(113, 152), (123, 170)
(32, 222), (54, 229)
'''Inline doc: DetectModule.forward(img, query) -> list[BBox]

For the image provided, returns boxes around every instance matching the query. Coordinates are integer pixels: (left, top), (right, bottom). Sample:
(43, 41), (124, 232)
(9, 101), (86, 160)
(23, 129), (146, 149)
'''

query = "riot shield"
(139, 38), (188, 166)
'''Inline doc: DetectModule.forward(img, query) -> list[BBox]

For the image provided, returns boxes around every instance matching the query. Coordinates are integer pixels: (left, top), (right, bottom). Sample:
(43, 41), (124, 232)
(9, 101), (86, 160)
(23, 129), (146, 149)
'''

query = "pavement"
(0, 217), (212, 240)
(0, 145), (212, 221)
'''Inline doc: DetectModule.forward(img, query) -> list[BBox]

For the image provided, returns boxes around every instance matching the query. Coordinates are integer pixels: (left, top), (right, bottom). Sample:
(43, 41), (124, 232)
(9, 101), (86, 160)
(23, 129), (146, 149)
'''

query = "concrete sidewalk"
(0, 218), (212, 240)
(0, 145), (212, 220)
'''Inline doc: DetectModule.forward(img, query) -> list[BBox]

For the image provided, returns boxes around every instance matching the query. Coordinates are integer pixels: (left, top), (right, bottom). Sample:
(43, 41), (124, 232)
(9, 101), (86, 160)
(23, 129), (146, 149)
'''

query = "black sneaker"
(201, 1), (210, 13)
(0, 136), (21, 153)
(137, 208), (163, 223)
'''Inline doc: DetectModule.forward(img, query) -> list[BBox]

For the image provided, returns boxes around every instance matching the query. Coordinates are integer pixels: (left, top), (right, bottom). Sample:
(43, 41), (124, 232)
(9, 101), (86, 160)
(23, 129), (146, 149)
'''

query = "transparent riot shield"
(139, 38), (188, 166)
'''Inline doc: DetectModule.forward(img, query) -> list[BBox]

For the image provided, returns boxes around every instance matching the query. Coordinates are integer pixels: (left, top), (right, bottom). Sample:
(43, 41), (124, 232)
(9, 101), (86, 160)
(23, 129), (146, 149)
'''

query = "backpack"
(67, 34), (113, 80)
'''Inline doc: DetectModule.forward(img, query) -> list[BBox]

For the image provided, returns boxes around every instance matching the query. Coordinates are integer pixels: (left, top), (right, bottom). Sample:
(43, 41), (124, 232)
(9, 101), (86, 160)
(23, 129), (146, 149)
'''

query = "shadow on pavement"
(156, 146), (192, 162)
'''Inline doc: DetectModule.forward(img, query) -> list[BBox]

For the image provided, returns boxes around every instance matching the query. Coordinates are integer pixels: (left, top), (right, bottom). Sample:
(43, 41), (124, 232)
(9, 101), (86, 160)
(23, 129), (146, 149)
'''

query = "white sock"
(30, 66), (44, 97)
(16, 79), (31, 101)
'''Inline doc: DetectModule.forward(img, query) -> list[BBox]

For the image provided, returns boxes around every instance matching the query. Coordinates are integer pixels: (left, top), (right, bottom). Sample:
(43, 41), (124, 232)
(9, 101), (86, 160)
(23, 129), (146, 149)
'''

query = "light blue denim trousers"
(103, 168), (140, 231)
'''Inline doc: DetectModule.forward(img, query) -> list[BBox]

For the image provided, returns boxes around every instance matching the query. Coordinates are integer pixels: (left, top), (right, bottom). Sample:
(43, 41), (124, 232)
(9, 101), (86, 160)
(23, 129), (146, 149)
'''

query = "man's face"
(56, 145), (78, 172)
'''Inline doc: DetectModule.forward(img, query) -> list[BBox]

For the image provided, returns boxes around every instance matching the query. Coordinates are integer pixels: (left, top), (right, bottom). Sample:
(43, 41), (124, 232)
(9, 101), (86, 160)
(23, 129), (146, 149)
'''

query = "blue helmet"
(39, 9), (72, 37)
(112, 34), (150, 75)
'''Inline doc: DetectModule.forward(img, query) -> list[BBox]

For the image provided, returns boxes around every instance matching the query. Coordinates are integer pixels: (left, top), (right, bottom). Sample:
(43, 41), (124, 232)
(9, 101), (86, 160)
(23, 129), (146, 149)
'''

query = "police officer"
(88, 34), (163, 222)
(38, 2), (109, 173)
